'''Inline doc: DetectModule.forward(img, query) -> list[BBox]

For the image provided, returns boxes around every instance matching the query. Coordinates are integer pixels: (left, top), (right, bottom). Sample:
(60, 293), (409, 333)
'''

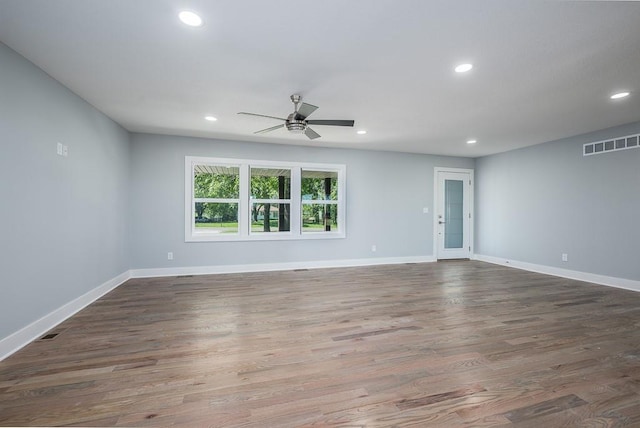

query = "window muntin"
(186, 157), (345, 241)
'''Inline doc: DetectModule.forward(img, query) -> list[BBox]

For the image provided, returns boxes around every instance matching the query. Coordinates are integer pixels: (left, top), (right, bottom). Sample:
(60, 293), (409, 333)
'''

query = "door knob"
(438, 221), (446, 224)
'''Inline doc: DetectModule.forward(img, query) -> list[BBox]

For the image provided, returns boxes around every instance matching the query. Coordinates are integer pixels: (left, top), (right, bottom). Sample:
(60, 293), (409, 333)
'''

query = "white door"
(435, 168), (473, 260)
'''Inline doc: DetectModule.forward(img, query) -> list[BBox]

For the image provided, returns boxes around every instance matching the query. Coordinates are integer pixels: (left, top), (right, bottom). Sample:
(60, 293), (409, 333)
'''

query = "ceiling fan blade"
(238, 112), (286, 121)
(255, 124), (285, 134)
(304, 127), (321, 140)
(306, 119), (355, 127)
(295, 103), (318, 120)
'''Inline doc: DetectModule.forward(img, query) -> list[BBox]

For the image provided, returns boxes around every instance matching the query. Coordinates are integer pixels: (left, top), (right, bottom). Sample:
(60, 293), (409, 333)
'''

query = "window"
(250, 167), (291, 234)
(301, 169), (339, 233)
(193, 164), (240, 234)
(185, 157), (345, 241)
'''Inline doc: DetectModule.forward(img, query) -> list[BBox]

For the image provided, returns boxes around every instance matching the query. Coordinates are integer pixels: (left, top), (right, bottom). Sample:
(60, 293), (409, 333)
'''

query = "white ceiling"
(1, 0), (639, 157)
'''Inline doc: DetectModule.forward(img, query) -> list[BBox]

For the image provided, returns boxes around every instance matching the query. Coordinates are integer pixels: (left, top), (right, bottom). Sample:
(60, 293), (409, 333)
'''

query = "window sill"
(186, 231), (346, 242)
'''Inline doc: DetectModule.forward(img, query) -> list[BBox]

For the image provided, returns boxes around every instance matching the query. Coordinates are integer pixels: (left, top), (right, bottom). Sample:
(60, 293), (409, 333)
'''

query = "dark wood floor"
(2, 261), (640, 426)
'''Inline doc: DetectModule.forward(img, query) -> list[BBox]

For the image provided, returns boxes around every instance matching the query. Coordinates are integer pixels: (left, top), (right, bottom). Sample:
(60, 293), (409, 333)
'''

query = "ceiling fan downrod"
(290, 94), (302, 112)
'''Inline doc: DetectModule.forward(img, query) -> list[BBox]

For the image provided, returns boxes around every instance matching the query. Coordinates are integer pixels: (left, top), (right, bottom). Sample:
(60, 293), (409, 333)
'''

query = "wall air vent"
(39, 333), (59, 340)
(583, 133), (639, 156)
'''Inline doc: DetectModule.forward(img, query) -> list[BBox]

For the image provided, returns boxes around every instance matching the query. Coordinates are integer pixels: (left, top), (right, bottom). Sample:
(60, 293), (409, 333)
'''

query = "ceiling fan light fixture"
(286, 120), (306, 133)
(610, 91), (630, 100)
(455, 63), (473, 73)
(179, 11), (203, 27)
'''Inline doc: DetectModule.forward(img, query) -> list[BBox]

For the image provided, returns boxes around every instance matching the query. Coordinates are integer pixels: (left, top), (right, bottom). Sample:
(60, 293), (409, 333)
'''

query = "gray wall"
(0, 43), (131, 339)
(475, 121), (640, 281)
(129, 133), (474, 269)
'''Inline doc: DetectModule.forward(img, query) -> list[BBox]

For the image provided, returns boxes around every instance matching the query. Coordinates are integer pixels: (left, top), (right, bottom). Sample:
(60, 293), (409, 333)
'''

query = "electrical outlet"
(56, 142), (63, 156)
(371, 245), (377, 252)
(62, 145), (68, 157)
(562, 253), (568, 262)
(168, 252), (173, 260)
(422, 207), (429, 214)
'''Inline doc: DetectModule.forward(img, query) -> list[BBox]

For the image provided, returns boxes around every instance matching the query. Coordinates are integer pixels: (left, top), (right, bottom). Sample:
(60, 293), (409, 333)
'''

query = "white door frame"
(433, 167), (474, 260)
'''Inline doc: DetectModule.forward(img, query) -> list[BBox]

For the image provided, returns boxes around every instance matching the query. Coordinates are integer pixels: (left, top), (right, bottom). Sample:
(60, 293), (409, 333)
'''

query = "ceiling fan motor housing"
(286, 113), (306, 133)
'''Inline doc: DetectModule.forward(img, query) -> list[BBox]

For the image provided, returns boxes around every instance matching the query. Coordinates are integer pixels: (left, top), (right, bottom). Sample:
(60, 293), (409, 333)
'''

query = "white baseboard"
(473, 254), (640, 292)
(0, 270), (131, 362)
(130, 255), (436, 278)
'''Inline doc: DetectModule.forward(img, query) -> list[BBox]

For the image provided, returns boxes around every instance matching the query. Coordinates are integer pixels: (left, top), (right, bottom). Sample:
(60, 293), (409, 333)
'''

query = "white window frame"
(300, 167), (341, 235)
(185, 156), (346, 242)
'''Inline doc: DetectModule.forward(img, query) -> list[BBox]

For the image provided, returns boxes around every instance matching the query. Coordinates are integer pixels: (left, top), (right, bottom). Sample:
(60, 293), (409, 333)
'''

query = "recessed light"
(357, 130), (367, 135)
(455, 63), (473, 73)
(467, 139), (477, 144)
(610, 91), (630, 100)
(179, 11), (203, 27)
(204, 116), (217, 122)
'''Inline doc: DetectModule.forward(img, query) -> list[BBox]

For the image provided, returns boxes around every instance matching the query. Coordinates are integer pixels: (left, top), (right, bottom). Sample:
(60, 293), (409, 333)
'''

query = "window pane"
(251, 168), (291, 200)
(302, 204), (337, 233)
(194, 202), (238, 233)
(194, 165), (239, 198)
(444, 180), (463, 249)
(301, 170), (338, 201)
(251, 203), (291, 233)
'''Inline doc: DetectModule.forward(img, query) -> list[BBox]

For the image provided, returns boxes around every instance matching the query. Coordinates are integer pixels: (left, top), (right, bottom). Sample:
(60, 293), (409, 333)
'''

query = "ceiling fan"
(238, 94), (355, 140)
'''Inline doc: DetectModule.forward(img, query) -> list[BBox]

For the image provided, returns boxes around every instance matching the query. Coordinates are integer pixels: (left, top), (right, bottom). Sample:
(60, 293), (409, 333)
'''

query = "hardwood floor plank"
(502, 394), (588, 422)
(396, 384), (486, 410)
(2, 261), (640, 426)
(332, 326), (422, 341)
